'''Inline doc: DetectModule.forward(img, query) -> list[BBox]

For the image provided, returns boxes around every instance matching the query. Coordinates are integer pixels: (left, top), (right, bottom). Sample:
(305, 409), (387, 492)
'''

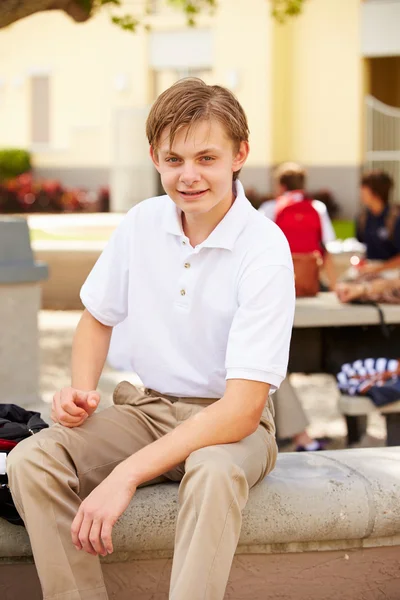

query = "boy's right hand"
(51, 387), (100, 428)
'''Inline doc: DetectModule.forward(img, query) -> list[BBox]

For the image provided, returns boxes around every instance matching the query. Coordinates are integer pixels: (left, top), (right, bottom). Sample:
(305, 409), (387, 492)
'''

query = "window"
(31, 75), (50, 145)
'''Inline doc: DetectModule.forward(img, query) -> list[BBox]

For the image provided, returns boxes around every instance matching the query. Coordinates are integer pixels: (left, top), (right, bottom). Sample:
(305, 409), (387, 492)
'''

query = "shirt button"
(184, 262), (191, 269)
(182, 240), (186, 245)
(180, 289), (186, 296)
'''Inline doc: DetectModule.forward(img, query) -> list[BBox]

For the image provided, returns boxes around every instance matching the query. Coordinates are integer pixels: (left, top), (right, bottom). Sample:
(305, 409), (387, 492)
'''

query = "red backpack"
(275, 191), (322, 254)
(275, 192), (323, 297)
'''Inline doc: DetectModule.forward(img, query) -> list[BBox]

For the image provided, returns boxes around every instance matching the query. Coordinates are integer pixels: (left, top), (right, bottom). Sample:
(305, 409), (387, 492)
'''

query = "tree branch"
(0, 0), (92, 29)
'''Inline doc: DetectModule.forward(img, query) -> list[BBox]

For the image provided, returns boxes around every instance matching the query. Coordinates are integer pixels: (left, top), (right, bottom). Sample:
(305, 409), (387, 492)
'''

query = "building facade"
(0, 0), (399, 215)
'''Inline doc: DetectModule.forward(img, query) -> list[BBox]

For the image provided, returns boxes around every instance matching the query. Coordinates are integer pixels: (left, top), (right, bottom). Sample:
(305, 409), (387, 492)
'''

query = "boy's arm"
(71, 309), (113, 391)
(119, 378), (270, 487)
(51, 310), (113, 427)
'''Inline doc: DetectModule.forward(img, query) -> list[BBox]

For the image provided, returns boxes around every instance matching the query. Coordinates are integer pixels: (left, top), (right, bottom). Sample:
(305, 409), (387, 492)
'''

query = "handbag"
(0, 404), (49, 526)
(292, 252), (323, 297)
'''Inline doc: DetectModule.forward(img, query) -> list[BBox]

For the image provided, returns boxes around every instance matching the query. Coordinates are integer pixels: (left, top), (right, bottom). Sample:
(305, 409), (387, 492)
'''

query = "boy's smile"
(151, 119), (249, 243)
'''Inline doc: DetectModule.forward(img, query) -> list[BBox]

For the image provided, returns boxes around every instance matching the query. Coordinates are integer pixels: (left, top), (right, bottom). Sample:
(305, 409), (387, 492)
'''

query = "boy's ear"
(232, 141), (249, 174)
(150, 146), (161, 171)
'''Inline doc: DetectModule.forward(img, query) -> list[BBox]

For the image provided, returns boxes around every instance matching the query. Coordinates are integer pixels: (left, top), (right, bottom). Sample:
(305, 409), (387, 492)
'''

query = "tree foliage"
(0, 0), (306, 31)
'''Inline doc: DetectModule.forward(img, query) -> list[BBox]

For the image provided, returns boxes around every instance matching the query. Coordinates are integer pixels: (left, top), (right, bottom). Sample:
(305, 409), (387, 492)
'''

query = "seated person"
(356, 170), (400, 277)
(258, 162), (337, 290)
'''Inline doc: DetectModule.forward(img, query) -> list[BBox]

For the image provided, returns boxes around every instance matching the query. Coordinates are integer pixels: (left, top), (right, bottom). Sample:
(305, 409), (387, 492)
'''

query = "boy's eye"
(166, 157), (180, 163)
(200, 156), (214, 162)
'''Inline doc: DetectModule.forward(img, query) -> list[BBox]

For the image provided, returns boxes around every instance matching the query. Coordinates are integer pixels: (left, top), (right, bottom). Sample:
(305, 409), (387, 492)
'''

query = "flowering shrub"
(0, 173), (109, 213)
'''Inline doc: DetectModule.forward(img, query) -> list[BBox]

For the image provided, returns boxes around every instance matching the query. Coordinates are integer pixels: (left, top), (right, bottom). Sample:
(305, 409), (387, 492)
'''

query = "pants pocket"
(113, 380), (143, 406)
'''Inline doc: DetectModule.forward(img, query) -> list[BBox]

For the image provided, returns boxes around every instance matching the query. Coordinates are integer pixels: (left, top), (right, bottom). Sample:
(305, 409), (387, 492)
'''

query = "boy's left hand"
(71, 466), (136, 557)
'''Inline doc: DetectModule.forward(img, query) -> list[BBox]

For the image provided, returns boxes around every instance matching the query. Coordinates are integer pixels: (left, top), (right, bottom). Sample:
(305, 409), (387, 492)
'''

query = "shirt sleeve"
(80, 215), (132, 327)
(258, 200), (277, 221)
(312, 200), (336, 244)
(225, 264), (295, 391)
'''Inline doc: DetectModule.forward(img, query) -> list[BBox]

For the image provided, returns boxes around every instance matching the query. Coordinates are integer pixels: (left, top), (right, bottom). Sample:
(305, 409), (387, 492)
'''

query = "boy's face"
(150, 119), (248, 218)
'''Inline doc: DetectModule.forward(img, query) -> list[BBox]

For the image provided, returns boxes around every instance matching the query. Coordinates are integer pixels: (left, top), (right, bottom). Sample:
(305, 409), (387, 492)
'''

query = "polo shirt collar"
(162, 180), (251, 251)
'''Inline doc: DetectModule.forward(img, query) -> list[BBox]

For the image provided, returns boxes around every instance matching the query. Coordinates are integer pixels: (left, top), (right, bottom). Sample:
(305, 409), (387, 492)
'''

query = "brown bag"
(292, 252), (323, 297)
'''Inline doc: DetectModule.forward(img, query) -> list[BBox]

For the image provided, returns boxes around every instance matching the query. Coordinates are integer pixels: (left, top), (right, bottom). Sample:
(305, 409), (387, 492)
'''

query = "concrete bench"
(1, 447), (400, 600)
(339, 394), (400, 446)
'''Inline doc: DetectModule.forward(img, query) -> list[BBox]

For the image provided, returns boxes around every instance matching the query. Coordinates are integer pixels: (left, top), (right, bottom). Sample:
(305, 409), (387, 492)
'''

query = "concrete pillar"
(0, 218), (48, 407)
(110, 107), (158, 212)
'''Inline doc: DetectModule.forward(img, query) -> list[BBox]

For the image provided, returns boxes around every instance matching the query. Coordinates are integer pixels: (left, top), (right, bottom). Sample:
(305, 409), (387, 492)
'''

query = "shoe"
(296, 439), (326, 452)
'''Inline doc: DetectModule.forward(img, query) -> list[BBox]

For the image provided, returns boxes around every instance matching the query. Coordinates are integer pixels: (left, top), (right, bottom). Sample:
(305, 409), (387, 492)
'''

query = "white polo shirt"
(81, 181), (295, 398)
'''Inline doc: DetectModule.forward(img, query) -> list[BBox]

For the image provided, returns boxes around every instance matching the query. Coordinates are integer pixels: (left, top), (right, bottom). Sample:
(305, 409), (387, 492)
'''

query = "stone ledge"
(1, 448), (400, 561)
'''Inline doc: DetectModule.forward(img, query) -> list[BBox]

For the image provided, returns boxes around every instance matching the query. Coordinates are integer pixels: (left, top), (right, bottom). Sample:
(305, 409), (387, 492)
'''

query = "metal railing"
(365, 95), (400, 202)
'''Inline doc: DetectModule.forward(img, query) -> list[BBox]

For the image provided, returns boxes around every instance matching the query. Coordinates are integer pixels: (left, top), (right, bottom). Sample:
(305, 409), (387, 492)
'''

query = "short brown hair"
(361, 170), (394, 205)
(146, 78), (249, 180)
(275, 162), (306, 191)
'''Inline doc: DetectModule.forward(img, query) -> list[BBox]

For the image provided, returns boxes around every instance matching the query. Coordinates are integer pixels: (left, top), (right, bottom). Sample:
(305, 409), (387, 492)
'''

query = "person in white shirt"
(8, 79), (295, 600)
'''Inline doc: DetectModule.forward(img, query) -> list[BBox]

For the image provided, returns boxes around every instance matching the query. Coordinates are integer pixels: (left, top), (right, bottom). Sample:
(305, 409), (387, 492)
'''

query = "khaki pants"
(8, 382), (277, 600)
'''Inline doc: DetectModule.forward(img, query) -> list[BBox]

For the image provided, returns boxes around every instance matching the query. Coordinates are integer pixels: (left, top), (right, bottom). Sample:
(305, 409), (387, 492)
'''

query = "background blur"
(1, 0), (400, 220)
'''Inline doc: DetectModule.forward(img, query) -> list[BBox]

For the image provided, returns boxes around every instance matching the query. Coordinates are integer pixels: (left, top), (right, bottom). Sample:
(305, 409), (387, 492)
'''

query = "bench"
(1, 447), (400, 600)
(338, 395), (400, 446)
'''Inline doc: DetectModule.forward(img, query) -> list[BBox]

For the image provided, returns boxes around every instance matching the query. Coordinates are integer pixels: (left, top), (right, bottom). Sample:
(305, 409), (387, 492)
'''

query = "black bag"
(0, 404), (49, 526)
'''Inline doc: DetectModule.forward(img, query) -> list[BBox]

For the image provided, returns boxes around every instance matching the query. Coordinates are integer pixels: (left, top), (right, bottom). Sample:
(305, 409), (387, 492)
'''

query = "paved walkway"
(38, 310), (386, 451)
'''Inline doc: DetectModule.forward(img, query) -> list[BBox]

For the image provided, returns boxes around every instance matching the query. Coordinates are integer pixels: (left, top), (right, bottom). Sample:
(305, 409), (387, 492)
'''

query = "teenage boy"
(8, 79), (295, 600)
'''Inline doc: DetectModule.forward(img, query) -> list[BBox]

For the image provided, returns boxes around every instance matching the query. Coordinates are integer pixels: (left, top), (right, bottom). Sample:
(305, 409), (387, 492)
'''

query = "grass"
(31, 220), (357, 243)
(332, 220), (355, 240)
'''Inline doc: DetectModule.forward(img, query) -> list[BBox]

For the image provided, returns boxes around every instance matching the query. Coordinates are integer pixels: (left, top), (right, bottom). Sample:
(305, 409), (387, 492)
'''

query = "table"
(294, 292), (400, 328)
(290, 292), (400, 445)
(290, 292), (400, 374)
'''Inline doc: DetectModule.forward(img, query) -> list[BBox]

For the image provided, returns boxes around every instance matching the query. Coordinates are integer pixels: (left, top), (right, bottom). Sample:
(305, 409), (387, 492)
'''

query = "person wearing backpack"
(258, 162), (337, 296)
(356, 170), (400, 277)
(258, 163), (333, 452)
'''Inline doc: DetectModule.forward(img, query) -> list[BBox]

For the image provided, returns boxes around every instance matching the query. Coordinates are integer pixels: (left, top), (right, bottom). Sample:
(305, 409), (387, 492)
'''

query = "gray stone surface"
(0, 218), (47, 284)
(0, 284), (42, 406)
(2, 447), (399, 561)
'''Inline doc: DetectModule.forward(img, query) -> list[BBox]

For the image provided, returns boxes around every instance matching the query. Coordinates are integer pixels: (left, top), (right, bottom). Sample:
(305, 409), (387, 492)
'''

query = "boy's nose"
(179, 165), (201, 186)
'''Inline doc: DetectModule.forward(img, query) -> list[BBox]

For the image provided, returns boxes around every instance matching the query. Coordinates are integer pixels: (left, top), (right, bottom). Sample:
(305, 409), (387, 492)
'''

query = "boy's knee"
(7, 436), (43, 495)
(185, 448), (244, 484)
(7, 426), (69, 482)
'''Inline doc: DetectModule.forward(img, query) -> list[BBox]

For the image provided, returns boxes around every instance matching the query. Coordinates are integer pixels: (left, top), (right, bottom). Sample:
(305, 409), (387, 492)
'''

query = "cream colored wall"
(0, 0), (272, 173)
(0, 0), (364, 182)
(213, 0), (273, 167)
(0, 9), (149, 168)
(271, 0), (363, 167)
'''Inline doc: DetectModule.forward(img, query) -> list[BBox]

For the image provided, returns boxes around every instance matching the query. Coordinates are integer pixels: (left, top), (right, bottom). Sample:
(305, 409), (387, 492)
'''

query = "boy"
(8, 79), (295, 600)
(258, 161), (337, 290)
